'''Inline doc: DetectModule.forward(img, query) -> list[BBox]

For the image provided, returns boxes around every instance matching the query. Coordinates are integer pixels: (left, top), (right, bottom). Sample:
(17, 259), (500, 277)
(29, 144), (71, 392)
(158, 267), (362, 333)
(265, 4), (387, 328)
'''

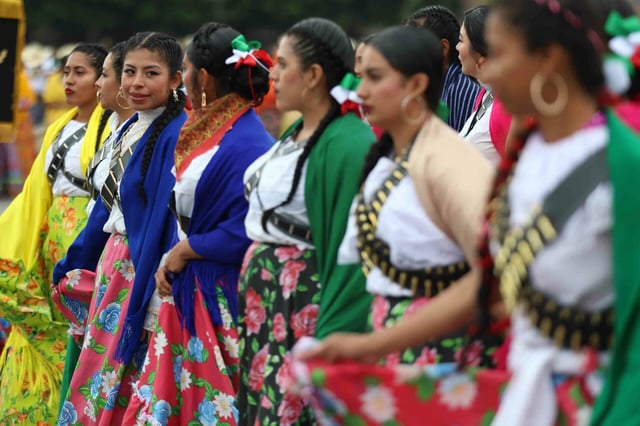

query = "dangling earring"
(172, 89), (179, 103)
(400, 94), (427, 125)
(201, 89), (207, 107)
(116, 87), (131, 110)
(529, 72), (568, 116)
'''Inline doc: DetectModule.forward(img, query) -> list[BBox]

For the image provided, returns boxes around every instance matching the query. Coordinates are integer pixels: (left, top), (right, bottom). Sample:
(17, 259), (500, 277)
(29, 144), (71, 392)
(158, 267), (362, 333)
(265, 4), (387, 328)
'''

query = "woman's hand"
(155, 240), (193, 297)
(296, 332), (385, 364)
(155, 265), (173, 297)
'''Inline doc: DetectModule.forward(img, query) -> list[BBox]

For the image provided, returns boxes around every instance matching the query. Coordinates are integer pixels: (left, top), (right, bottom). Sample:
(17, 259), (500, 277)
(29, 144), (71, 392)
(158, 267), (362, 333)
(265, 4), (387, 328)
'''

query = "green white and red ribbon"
(225, 35), (273, 72)
(603, 11), (640, 95)
(330, 73), (363, 116)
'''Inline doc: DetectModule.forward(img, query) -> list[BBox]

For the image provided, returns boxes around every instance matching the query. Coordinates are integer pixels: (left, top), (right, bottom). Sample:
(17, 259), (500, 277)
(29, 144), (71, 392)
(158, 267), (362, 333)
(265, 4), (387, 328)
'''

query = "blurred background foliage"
(24, 0), (486, 47)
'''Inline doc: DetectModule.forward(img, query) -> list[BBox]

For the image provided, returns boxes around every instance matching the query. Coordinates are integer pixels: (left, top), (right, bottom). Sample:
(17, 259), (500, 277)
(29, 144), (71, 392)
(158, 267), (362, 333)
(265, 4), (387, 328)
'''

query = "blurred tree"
(24, 0), (467, 46)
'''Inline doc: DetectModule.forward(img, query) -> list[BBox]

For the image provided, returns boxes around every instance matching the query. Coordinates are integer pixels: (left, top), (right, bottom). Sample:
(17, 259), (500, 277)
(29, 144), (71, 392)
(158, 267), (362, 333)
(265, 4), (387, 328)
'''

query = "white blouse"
(86, 114), (125, 216)
(172, 144), (220, 241)
(338, 156), (465, 297)
(103, 107), (164, 235)
(493, 123), (611, 426)
(244, 135), (313, 249)
(45, 120), (90, 197)
(459, 91), (500, 166)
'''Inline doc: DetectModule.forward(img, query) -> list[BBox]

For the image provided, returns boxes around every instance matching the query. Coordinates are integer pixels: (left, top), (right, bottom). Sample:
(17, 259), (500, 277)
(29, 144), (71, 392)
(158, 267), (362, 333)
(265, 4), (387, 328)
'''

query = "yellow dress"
(0, 105), (109, 425)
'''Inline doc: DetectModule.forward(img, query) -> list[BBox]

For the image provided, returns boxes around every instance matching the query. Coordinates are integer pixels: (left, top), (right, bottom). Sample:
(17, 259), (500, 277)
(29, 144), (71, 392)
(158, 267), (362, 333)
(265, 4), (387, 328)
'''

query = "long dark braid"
(358, 133), (393, 186)
(260, 18), (353, 232)
(475, 121), (535, 335)
(125, 32), (185, 204)
(403, 5), (462, 66)
(136, 89), (186, 204)
(94, 108), (112, 153)
(261, 102), (342, 231)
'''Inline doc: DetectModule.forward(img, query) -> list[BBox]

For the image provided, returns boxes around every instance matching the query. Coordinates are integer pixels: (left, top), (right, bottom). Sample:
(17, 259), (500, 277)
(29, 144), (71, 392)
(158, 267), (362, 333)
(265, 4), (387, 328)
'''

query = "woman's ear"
(304, 63), (326, 90)
(407, 72), (430, 98)
(440, 39), (450, 65)
(170, 70), (183, 92)
(475, 55), (486, 73)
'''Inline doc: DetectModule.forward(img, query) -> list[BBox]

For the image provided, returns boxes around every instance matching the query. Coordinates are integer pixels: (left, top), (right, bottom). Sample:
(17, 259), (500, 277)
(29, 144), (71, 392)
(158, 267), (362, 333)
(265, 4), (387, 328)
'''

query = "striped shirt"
(441, 63), (481, 132)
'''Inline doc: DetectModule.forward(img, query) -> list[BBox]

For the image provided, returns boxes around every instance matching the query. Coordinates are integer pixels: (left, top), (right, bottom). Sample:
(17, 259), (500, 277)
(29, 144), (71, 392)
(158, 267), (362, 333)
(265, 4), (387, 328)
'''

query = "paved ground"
(1, 197), (11, 215)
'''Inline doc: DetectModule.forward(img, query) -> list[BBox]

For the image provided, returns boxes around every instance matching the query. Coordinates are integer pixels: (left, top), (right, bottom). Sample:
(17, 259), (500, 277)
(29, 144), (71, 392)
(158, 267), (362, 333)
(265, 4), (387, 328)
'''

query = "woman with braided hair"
(404, 5), (481, 132)
(54, 39), (135, 418)
(299, 0), (640, 425)
(291, 24), (499, 424)
(0, 43), (109, 425)
(238, 17), (376, 425)
(52, 32), (187, 425)
(122, 22), (274, 425)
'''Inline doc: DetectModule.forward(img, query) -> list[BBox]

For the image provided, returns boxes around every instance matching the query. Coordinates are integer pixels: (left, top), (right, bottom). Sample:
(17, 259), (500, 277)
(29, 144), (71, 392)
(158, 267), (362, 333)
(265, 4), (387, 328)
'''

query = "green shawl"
(591, 110), (640, 425)
(281, 113), (375, 338)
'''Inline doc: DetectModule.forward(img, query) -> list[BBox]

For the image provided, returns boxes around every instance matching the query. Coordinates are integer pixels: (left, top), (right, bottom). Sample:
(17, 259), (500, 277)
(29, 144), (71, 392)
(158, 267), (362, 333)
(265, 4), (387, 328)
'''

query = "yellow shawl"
(0, 104), (109, 263)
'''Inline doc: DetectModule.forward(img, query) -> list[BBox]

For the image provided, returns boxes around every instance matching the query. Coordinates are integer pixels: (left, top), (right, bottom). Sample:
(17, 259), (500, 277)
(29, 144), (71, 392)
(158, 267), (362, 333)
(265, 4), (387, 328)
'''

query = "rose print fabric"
(370, 295), (498, 368)
(58, 234), (147, 426)
(0, 195), (89, 425)
(124, 281), (240, 425)
(238, 242), (321, 426)
(295, 360), (594, 426)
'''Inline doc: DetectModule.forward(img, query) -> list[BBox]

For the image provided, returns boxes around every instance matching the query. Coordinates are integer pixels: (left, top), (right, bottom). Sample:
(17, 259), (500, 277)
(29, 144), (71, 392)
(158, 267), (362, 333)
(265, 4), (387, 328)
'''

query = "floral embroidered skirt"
(58, 233), (147, 426)
(238, 242), (321, 426)
(0, 195), (89, 425)
(124, 278), (240, 425)
(294, 360), (595, 426)
(370, 295), (499, 367)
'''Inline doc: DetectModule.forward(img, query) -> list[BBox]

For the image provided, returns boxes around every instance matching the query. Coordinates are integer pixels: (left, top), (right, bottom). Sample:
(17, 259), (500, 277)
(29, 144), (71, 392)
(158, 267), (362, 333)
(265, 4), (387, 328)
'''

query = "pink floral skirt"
(294, 358), (596, 425)
(124, 278), (240, 425)
(57, 233), (146, 426)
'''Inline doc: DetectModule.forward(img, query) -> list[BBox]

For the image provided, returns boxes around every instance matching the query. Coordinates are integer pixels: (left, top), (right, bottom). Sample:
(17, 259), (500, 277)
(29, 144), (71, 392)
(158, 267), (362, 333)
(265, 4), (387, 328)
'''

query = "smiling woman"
(52, 32), (188, 425)
(0, 42), (109, 425)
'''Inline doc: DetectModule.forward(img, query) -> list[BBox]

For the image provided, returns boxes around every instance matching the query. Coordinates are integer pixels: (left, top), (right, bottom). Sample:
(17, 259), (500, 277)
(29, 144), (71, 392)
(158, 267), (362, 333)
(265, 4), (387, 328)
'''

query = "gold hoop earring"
(529, 72), (568, 116)
(172, 89), (179, 103)
(400, 94), (427, 125)
(201, 90), (207, 107)
(116, 88), (131, 110)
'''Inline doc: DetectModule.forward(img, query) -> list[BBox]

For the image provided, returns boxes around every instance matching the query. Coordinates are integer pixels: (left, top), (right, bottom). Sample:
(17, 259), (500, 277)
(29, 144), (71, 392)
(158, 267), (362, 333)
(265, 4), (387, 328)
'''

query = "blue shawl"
(114, 110), (187, 364)
(172, 109), (274, 336)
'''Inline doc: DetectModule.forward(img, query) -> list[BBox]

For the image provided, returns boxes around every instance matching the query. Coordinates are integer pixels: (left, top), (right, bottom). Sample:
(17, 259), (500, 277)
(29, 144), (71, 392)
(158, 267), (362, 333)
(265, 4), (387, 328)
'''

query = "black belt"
(168, 191), (191, 232)
(520, 285), (613, 351)
(360, 236), (470, 297)
(269, 214), (313, 243)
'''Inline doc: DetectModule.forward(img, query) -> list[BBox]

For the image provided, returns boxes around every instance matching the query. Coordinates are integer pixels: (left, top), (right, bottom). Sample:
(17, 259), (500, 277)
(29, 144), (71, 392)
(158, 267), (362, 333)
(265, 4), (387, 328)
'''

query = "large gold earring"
(172, 89), (179, 103)
(201, 89), (207, 107)
(400, 94), (427, 125)
(529, 72), (568, 116)
(117, 87), (131, 110)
